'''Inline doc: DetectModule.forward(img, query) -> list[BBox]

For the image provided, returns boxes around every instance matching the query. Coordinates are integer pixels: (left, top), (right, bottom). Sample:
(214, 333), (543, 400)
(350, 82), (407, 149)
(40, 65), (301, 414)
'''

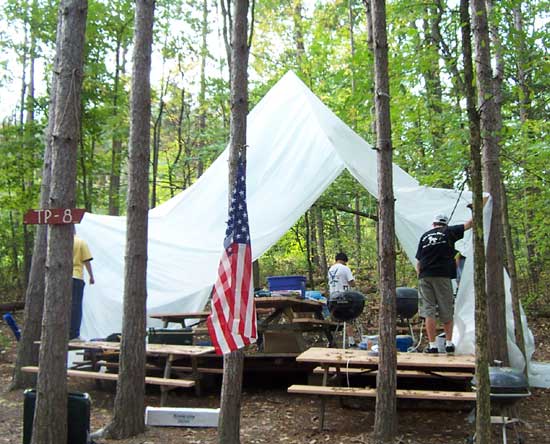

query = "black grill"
(472, 366), (530, 398)
(328, 291), (365, 322)
(396, 287), (418, 321)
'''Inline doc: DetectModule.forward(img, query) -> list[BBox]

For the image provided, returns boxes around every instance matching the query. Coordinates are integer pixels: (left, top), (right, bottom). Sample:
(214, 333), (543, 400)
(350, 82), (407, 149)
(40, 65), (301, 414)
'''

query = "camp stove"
(469, 366), (530, 444)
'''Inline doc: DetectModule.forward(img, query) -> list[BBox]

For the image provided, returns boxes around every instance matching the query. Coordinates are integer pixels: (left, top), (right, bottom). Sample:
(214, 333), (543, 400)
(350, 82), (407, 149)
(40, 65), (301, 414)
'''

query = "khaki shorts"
(418, 277), (454, 323)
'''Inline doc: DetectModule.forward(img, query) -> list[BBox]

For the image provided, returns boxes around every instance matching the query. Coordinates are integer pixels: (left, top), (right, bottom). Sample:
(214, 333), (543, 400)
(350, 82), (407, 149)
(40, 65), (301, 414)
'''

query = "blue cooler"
(396, 335), (413, 352)
(267, 275), (306, 298)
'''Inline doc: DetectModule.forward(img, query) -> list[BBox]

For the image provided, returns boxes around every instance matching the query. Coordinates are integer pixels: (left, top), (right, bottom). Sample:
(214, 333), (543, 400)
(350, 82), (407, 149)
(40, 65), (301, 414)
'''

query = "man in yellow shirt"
(71, 231), (95, 340)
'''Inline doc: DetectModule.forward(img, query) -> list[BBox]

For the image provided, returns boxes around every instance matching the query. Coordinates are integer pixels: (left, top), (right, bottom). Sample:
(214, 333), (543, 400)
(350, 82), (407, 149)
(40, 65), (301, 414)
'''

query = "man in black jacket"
(415, 213), (472, 353)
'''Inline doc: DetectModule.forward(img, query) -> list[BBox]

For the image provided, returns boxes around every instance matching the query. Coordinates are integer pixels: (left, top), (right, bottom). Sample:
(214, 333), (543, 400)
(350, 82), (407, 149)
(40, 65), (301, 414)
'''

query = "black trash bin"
(23, 389), (91, 444)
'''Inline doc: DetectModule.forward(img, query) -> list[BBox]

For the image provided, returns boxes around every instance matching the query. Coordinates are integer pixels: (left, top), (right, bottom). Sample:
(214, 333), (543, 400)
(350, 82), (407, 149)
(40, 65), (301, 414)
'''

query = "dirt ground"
(1, 316), (549, 444)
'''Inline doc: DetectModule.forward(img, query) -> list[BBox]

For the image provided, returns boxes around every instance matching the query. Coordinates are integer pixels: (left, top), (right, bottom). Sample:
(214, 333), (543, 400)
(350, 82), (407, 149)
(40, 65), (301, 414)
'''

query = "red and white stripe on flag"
(207, 242), (257, 355)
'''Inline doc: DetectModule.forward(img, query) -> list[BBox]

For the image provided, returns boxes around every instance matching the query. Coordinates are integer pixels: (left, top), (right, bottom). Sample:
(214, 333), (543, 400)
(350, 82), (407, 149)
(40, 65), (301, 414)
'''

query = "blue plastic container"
(396, 335), (413, 352)
(2, 312), (21, 341)
(267, 275), (306, 298)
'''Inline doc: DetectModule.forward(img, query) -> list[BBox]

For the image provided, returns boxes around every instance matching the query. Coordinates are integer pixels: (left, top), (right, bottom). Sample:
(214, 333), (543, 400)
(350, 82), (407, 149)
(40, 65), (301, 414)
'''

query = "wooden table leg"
(191, 356), (201, 397)
(160, 353), (174, 406)
(319, 363), (329, 431)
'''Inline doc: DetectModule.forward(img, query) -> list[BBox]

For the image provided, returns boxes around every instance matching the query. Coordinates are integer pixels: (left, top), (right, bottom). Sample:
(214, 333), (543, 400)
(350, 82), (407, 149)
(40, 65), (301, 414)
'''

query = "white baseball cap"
(433, 214), (449, 225)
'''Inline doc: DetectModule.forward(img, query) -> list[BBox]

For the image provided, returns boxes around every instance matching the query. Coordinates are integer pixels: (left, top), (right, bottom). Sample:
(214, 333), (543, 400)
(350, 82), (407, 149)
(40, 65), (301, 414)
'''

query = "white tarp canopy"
(78, 71), (543, 382)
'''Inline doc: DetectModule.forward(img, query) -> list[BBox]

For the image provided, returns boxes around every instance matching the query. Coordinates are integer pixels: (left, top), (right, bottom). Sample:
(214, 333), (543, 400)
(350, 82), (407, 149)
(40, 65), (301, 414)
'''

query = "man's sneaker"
(424, 346), (439, 354)
(445, 344), (455, 354)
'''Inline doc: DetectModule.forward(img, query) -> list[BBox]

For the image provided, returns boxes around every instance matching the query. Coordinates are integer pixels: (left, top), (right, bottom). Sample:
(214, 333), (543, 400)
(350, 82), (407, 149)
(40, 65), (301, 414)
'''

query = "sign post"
(23, 208), (86, 225)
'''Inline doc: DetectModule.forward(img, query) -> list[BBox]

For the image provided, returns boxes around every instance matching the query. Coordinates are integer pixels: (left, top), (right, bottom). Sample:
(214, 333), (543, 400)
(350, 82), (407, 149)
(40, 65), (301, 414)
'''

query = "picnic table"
(24, 341), (215, 405)
(254, 296), (339, 350)
(289, 347), (476, 430)
(149, 311), (210, 328)
(150, 297), (339, 352)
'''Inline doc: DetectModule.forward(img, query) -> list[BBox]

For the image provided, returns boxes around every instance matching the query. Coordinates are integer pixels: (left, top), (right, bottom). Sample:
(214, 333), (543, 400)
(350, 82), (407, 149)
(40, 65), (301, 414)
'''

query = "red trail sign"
(23, 208), (86, 225)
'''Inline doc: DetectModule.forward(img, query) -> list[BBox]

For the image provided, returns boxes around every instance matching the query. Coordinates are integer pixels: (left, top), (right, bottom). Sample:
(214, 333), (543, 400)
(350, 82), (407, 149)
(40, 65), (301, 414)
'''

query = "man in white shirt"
(328, 252), (356, 346)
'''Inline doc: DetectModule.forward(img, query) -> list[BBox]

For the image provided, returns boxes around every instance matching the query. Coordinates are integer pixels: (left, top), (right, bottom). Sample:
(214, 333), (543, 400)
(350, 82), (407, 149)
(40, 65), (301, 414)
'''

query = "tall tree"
(369, 0), (397, 442)
(196, 0), (209, 178)
(31, 2), (88, 443)
(512, 3), (539, 293)
(10, 4), (63, 391)
(460, 0), (491, 441)
(470, 0), (508, 365)
(218, 1), (252, 442)
(98, 0), (155, 438)
(107, 5), (132, 216)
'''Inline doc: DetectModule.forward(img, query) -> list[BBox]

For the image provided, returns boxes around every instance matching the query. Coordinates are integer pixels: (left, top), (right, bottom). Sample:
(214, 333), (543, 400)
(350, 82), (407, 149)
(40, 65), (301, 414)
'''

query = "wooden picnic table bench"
(32, 341), (215, 405)
(290, 347), (476, 430)
(21, 366), (196, 388)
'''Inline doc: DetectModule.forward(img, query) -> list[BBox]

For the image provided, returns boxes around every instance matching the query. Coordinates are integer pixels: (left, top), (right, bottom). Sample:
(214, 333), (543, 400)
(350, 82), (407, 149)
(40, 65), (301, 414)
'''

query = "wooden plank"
(22, 366), (195, 388)
(287, 384), (476, 401)
(312, 367), (472, 379)
(296, 347), (475, 370)
(254, 296), (322, 312)
(149, 312), (210, 321)
(98, 361), (224, 375)
(292, 318), (338, 326)
(66, 341), (214, 356)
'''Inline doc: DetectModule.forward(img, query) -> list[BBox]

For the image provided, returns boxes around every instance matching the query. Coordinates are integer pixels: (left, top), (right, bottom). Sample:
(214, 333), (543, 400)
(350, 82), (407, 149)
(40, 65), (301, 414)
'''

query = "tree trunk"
(31, 2), (87, 444)
(151, 73), (167, 209)
(99, 0), (154, 438)
(108, 37), (123, 216)
(305, 212), (314, 286)
(218, 2), (250, 443)
(309, 208), (320, 272)
(370, 1), (397, 442)
(332, 209), (341, 251)
(11, 5), (63, 391)
(354, 194), (361, 267)
(500, 179), (527, 371)
(292, 0), (305, 73)
(197, 0), (208, 178)
(470, 0), (508, 366)
(314, 205), (328, 281)
(422, 3), (444, 180)
(22, 8), (37, 285)
(487, 0), (527, 369)
(513, 4), (539, 291)
(460, 1), (491, 441)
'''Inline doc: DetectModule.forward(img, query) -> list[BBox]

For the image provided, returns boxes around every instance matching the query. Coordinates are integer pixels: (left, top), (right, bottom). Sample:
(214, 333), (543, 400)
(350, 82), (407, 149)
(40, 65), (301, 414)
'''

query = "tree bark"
(218, 1), (250, 444)
(314, 205), (328, 281)
(370, 0), (397, 442)
(512, 4), (539, 291)
(305, 212), (314, 286)
(460, 1), (491, 441)
(487, 0), (527, 370)
(470, 0), (508, 366)
(151, 72), (167, 208)
(108, 37), (124, 216)
(30, 2), (87, 444)
(354, 194), (362, 267)
(99, 0), (154, 438)
(10, 5), (64, 391)
(196, 0), (208, 178)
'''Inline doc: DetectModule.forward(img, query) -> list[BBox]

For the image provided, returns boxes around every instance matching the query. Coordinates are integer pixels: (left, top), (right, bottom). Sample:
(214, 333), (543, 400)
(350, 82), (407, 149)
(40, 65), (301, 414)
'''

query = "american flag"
(207, 155), (257, 355)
